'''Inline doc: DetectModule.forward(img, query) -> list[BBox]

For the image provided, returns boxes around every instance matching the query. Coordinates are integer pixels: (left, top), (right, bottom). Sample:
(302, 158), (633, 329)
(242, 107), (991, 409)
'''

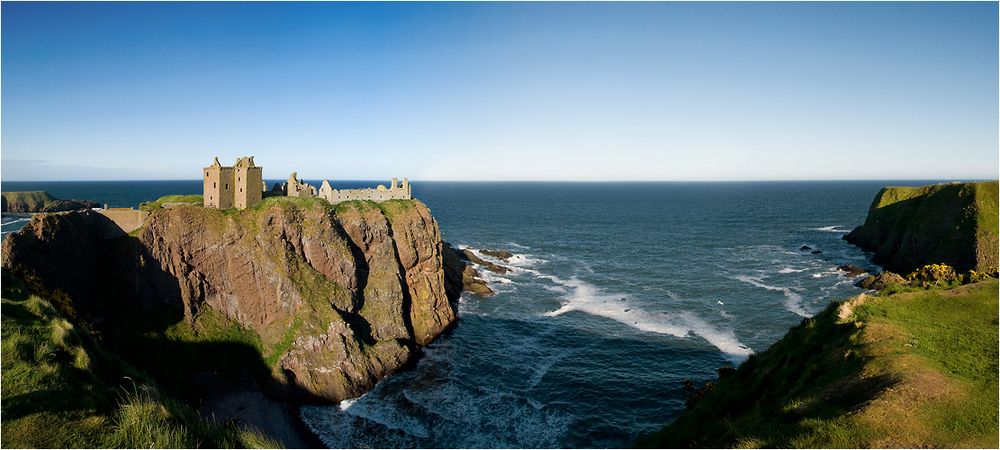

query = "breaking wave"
(732, 274), (811, 318)
(541, 277), (753, 363)
(1, 216), (31, 226)
(810, 225), (852, 233)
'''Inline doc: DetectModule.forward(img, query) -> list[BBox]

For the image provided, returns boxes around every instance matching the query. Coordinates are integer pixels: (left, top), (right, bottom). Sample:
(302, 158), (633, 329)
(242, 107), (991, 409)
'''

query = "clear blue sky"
(2, 1), (997, 181)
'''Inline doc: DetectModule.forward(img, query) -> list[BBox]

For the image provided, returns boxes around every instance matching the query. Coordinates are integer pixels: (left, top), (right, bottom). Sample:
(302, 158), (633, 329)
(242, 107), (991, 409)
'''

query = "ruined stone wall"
(318, 179), (412, 204)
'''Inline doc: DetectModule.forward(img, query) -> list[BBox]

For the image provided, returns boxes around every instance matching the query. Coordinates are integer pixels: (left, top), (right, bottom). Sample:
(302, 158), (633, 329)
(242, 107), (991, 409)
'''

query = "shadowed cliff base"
(0, 271), (282, 448)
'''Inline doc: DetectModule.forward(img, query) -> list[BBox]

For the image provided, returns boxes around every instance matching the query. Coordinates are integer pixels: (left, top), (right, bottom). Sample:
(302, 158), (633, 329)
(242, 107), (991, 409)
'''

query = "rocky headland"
(1, 196), (466, 445)
(1, 191), (101, 213)
(844, 181), (998, 274)
(642, 181), (1000, 448)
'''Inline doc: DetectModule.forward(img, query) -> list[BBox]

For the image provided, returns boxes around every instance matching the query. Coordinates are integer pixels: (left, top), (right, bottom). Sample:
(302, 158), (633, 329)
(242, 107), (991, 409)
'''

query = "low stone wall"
(97, 208), (148, 237)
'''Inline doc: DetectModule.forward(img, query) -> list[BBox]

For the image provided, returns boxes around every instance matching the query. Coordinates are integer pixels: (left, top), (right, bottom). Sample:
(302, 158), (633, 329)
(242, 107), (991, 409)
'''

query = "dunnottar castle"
(203, 156), (411, 210)
(92, 156), (411, 236)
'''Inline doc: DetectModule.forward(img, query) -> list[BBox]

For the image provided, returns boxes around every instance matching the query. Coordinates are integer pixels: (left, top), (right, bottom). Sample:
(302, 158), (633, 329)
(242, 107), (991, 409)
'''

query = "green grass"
(973, 182), (999, 272)
(139, 194), (203, 212)
(252, 195), (330, 211)
(111, 302), (275, 402)
(375, 199), (418, 220)
(1, 272), (280, 448)
(163, 306), (263, 352)
(640, 279), (999, 448)
(853, 281), (999, 385)
(265, 316), (303, 368)
(155, 194), (204, 204)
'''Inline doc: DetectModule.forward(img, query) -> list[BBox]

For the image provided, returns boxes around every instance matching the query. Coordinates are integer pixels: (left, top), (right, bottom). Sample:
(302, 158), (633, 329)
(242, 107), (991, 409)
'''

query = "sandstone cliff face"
(844, 181), (998, 274)
(1, 198), (458, 402)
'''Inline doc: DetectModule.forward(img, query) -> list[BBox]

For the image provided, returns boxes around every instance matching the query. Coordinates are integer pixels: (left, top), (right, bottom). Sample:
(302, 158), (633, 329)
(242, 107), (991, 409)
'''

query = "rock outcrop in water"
(442, 243), (496, 297)
(1, 198), (459, 402)
(844, 181), (998, 274)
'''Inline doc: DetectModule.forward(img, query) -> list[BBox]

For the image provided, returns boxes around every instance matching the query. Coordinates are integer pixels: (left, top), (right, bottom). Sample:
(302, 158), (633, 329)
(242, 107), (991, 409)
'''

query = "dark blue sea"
(0, 180), (944, 447)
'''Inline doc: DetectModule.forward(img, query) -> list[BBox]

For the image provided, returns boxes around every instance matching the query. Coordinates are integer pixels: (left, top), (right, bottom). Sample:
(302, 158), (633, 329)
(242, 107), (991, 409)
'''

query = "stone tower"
(233, 156), (263, 209)
(203, 156), (263, 210)
(203, 157), (234, 209)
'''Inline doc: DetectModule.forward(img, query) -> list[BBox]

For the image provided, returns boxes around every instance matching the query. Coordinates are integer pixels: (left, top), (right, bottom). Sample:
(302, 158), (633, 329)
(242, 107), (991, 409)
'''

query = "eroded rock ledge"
(2, 198), (460, 402)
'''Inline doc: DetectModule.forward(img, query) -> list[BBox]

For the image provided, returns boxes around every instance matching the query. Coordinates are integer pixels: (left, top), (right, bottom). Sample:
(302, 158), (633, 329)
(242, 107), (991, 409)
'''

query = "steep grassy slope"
(844, 181), (999, 273)
(1, 191), (56, 211)
(640, 280), (999, 448)
(1, 273), (279, 448)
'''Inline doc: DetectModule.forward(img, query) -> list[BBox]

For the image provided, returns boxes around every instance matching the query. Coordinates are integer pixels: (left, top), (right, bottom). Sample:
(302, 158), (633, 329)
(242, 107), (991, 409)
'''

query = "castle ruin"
(203, 156), (411, 209)
(283, 172), (318, 198)
(319, 177), (411, 204)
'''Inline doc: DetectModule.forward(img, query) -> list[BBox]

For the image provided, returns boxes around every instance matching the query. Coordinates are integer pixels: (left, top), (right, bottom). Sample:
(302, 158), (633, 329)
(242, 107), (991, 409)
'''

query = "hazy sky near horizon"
(2, 2), (997, 181)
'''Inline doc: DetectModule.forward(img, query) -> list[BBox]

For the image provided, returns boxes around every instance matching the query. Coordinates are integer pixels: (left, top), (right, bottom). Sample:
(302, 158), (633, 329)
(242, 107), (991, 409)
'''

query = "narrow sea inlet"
(0, 180), (932, 447)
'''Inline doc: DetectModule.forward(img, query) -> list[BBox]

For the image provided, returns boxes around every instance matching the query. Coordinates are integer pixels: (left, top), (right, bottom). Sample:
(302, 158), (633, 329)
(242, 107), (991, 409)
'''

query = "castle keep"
(203, 156), (264, 209)
(203, 156), (411, 209)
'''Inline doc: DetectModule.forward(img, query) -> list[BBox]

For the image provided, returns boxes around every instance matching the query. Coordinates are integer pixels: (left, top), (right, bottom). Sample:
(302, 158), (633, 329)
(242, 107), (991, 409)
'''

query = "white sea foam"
(665, 290), (681, 301)
(396, 381), (572, 448)
(810, 225), (852, 233)
(506, 253), (547, 268)
(732, 275), (811, 318)
(778, 268), (808, 274)
(542, 278), (753, 363)
(1, 217), (31, 226)
(479, 270), (514, 285)
(514, 266), (572, 287)
(337, 393), (431, 438)
(339, 396), (362, 412)
(811, 268), (843, 279)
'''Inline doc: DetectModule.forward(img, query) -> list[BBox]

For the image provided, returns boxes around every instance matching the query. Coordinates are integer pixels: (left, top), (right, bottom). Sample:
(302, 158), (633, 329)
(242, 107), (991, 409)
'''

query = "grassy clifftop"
(138, 194), (203, 212)
(2, 191), (102, 213)
(640, 280), (998, 448)
(1, 191), (56, 210)
(844, 181), (998, 274)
